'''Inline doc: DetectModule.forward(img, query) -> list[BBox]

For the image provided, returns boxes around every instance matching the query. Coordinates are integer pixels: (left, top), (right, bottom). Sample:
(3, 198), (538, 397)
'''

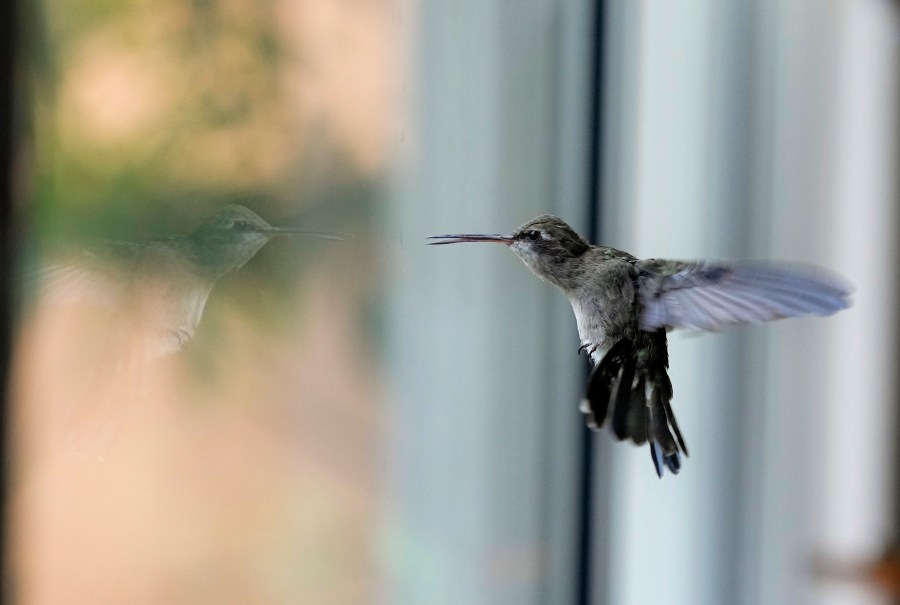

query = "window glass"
(10, 1), (588, 604)
(13, 1), (395, 603)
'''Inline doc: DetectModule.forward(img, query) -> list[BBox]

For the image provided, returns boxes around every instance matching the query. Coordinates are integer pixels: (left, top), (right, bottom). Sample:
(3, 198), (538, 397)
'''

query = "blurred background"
(2, 0), (899, 604)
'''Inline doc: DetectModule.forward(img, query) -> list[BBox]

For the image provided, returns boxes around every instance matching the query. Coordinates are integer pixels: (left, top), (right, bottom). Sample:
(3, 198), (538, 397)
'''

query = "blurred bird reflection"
(12, 203), (381, 604)
(25, 204), (341, 457)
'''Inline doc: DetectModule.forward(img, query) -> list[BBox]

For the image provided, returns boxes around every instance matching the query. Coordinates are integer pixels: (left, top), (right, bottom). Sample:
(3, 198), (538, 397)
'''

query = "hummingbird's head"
(428, 215), (590, 289)
(190, 205), (279, 275)
(507, 215), (591, 283)
(190, 204), (342, 276)
(196, 204), (274, 236)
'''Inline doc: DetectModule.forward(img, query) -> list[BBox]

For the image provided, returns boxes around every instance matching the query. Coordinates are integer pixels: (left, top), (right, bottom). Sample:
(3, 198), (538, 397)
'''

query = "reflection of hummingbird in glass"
(35, 204), (341, 457)
(42, 204), (342, 358)
(430, 215), (852, 477)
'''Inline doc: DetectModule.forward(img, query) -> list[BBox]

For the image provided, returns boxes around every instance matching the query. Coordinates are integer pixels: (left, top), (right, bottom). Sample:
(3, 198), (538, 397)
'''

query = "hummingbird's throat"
(511, 242), (569, 288)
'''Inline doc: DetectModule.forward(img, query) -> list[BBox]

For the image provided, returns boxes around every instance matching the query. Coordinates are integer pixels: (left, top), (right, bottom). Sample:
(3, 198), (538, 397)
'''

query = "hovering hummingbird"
(41, 204), (342, 358)
(429, 215), (851, 477)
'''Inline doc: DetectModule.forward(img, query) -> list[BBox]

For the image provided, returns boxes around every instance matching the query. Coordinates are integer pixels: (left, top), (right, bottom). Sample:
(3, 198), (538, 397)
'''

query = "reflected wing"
(636, 259), (852, 331)
(38, 240), (211, 357)
(38, 242), (141, 310)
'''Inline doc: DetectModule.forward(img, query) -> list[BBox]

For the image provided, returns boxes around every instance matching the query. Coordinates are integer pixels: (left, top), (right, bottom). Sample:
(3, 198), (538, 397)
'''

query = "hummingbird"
(34, 204), (341, 457)
(429, 215), (851, 477)
(41, 203), (342, 358)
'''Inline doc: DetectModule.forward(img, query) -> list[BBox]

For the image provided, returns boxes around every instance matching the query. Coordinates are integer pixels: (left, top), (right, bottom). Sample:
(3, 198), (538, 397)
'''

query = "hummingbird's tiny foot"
(578, 343), (599, 356)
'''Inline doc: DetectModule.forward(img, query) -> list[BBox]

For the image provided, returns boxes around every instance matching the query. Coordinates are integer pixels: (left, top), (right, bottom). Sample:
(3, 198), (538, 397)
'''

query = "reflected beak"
(266, 227), (345, 241)
(427, 234), (513, 245)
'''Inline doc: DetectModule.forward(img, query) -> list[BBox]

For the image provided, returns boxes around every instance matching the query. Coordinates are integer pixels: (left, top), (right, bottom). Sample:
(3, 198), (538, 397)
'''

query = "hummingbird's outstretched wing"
(37, 240), (144, 310)
(37, 238), (212, 357)
(635, 260), (852, 332)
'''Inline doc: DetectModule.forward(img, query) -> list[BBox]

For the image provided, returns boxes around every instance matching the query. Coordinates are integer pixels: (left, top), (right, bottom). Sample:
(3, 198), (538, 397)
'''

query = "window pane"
(10, 1), (591, 604)
(13, 1), (398, 603)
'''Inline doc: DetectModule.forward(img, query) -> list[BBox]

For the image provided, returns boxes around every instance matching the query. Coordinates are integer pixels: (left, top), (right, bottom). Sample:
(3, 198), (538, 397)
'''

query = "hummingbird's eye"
(526, 230), (541, 241)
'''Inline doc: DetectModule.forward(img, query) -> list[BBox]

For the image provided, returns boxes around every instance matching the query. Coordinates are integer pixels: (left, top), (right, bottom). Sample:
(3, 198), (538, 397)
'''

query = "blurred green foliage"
(28, 0), (384, 242)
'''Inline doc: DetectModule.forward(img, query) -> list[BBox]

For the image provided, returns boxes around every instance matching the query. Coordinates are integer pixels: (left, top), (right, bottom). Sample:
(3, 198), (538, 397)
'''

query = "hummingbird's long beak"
(265, 227), (345, 241)
(427, 234), (513, 245)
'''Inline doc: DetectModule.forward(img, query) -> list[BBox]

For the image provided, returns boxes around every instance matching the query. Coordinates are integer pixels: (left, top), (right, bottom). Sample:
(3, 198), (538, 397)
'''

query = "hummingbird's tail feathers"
(647, 384), (685, 476)
(582, 338), (688, 478)
(609, 354), (637, 439)
(582, 338), (631, 429)
(662, 392), (688, 455)
(650, 441), (681, 476)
